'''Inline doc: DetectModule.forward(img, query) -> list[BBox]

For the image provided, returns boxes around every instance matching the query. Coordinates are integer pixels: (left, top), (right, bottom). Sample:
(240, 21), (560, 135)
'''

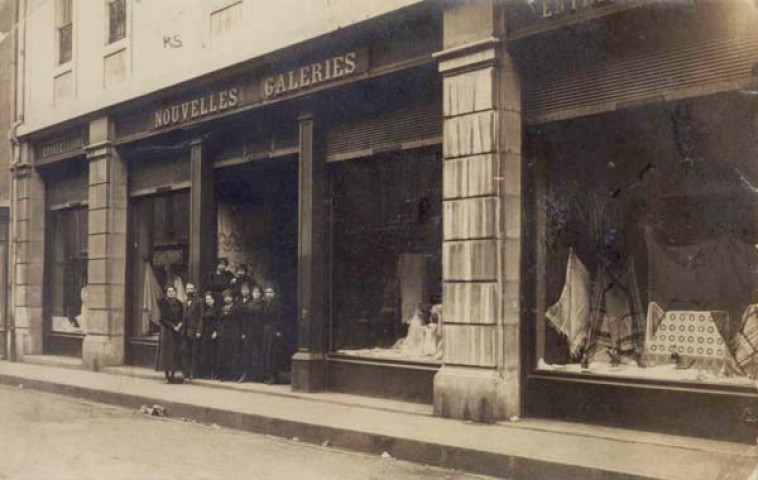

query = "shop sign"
(152, 87), (240, 129)
(144, 49), (368, 133)
(261, 49), (368, 100)
(537, 0), (612, 19)
(506, 0), (637, 38)
(37, 128), (88, 161)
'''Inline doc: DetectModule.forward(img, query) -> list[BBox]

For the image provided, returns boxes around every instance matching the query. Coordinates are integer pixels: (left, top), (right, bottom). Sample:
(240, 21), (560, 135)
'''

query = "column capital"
(435, 37), (501, 75)
(297, 111), (316, 123)
(85, 141), (116, 160)
(9, 162), (34, 179)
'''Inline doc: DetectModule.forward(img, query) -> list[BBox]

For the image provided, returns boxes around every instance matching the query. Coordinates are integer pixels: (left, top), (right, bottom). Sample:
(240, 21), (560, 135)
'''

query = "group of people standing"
(155, 259), (286, 385)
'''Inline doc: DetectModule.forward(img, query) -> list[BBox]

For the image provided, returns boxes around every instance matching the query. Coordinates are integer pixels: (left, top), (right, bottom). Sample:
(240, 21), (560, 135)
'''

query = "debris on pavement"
(138, 404), (166, 417)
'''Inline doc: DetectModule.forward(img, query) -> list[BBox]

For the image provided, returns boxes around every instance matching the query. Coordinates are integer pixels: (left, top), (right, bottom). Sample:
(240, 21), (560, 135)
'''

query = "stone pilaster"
(82, 117), (127, 369)
(291, 111), (328, 392)
(189, 138), (216, 288)
(10, 143), (45, 359)
(434, 0), (523, 423)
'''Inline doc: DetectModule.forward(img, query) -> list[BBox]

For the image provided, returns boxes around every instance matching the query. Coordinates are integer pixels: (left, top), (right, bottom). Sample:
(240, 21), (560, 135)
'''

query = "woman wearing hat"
(156, 284), (184, 383)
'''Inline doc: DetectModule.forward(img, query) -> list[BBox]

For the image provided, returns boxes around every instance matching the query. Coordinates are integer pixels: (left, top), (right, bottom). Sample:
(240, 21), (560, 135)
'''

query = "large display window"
(130, 192), (190, 338)
(48, 207), (88, 334)
(329, 149), (443, 363)
(530, 94), (758, 387)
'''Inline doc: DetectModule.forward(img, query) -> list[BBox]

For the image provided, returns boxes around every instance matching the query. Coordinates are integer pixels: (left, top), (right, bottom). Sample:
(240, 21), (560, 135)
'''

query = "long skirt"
(262, 323), (286, 379)
(156, 326), (182, 372)
(217, 325), (240, 376)
(199, 336), (218, 378)
(238, 324), (264, 381)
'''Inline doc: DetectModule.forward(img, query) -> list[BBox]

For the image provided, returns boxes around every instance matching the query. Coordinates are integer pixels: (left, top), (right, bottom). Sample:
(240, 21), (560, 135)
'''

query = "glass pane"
(330, 151), (443, 363)
(131, 192), (189, 338)
(108, 0), (126, 44)
(530, 95), (758, 387)
(58, 24), (72, 65)
(48, 208), (88, 333)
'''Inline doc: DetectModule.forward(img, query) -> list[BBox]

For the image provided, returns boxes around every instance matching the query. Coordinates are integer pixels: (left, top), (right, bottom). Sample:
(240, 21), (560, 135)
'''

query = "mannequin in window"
(396, 303), (433, 356)
(75, 285), (88, 334)
(163, 264), (187, 305)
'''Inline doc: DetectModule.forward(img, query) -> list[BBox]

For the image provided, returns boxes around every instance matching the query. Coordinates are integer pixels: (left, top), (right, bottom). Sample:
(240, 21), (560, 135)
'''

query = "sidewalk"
(0, 359), (755, 480)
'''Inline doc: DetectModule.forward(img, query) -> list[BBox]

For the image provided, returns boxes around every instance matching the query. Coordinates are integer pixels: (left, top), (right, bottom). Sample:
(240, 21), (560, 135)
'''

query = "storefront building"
(9, 0), (758, 444)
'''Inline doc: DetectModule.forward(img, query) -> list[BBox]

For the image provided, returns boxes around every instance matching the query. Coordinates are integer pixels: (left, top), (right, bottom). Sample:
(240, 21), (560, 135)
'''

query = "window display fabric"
(397, 254), (428, 325)
(732, 304), (758, 378)
(141, 262), (164, 335)
(644, 301), (666, 353)
(400, 314), (427, 355)
(645, 307), (729, 371)
(588, 258), (645, 356)
(546, 248), (591, 359)
(647, 233), (757, 333)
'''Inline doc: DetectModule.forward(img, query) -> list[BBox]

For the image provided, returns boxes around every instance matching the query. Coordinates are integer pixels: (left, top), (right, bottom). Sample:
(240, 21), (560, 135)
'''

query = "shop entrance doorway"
(215, 157), (299, 374)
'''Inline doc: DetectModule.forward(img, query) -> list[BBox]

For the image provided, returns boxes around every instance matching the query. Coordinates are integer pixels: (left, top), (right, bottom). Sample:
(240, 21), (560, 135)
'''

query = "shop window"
(531, 95), (758, 387)
(56, 0), (73, 64)
(107, 0), (126, 44)
(330, 150), (443, 363)
(130, 192), (190, 338)
(48, 207), (88, 333)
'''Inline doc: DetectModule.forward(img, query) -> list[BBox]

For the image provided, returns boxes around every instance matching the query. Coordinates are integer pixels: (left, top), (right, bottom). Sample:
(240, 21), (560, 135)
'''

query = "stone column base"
(291, 351), (327, 392)
(13, 325), (44, 360)
(433, 366), (508, 423)
(82, 334), (124, 370)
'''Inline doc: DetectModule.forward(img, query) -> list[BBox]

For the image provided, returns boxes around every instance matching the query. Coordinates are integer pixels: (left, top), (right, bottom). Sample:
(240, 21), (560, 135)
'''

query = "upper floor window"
(107, 0), (126, 44)
(56, 0), (73, 64)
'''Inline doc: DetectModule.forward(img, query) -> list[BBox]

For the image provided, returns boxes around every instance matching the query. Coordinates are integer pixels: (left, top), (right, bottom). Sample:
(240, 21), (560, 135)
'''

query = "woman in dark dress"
(237, 283), (265, 382)
(216, 289), (240, 381)
(156, 285), (184, 383)
(199, 291), (220, 379)
(261, 285), (285, 385)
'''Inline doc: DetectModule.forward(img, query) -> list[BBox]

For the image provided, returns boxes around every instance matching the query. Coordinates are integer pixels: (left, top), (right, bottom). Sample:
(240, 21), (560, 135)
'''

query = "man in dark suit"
(181, 282), (203, 381)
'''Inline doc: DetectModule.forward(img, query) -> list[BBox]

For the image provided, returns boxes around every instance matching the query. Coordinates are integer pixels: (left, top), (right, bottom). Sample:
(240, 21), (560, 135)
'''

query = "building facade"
(0, 0), (16, 361)
(9, 0), (758, 444)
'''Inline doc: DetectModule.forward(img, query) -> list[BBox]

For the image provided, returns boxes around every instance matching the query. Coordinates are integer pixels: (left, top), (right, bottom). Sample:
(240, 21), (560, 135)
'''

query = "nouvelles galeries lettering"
(152, 52), (360, 129)
(263, 52), (358, 98)
(153, 88), (239, 129)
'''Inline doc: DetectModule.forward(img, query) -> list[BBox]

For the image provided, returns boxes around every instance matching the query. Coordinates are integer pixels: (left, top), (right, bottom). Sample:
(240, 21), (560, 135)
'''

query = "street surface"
(0, 385), (499, 480)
